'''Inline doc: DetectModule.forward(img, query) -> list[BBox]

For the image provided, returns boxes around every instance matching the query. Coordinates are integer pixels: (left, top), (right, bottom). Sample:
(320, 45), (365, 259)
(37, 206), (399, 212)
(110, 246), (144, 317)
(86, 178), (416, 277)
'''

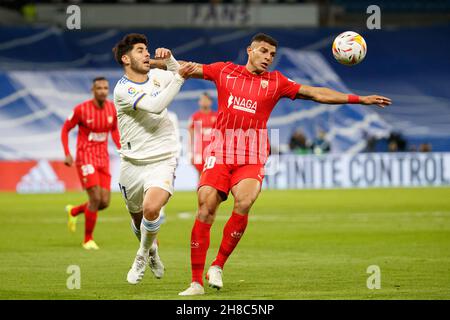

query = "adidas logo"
(231, 231), (243, 239)
(16, 160), (65, 193)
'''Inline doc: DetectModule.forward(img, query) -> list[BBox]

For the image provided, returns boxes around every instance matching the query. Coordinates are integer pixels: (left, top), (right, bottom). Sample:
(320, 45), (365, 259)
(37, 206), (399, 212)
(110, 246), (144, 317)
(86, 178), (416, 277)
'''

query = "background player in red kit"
(179, 33), (392, 295)
(188, 92), (217, 175)
(61, 77), (121, 250)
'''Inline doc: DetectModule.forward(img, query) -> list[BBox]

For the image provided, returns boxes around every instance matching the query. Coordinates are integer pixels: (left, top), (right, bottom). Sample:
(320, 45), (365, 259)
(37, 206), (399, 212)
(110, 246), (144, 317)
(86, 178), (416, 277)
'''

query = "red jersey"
(61, 99), (121, 167)
(202, 61), (301, 164)
(188, 110), (218, 161)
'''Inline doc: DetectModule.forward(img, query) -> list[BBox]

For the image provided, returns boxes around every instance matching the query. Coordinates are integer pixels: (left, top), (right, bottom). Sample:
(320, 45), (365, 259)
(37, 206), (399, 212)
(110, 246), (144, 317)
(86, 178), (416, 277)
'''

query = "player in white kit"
(112, 33), (195, 284)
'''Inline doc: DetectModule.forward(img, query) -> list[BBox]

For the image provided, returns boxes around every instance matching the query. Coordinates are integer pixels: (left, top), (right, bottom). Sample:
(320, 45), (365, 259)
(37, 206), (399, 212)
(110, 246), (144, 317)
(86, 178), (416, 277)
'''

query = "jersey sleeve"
(60, 106), (81, 156)
(202, 61), (228, 82)
(277, 72), (301, 100)
(113, 83), (141, 112)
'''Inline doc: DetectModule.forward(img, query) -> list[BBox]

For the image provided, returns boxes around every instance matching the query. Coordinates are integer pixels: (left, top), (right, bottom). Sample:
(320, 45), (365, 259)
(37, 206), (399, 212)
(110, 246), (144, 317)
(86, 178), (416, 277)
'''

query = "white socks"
(138, 216), (161, 256)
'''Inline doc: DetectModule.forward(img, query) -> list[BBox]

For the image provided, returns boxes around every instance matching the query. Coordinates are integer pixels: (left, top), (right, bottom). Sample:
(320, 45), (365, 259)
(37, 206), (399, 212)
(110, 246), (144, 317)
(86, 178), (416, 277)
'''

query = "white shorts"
(118, 157), (177, 214)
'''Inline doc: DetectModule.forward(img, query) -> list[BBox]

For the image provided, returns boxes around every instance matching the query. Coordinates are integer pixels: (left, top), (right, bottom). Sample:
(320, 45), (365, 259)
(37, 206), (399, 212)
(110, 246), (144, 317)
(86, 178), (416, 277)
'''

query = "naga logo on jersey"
(128, 87), (136, 95)
(88, 132), (108, 142)
(153, 79), (161, 87)
(261, 80), (269, 89)
(227, 94), (257, 114)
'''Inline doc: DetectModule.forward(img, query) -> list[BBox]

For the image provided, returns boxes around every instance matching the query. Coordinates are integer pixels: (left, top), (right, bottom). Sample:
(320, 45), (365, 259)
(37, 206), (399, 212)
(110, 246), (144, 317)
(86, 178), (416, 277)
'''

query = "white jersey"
(167, 111), (181, 159)
(113, 68), (183, 164)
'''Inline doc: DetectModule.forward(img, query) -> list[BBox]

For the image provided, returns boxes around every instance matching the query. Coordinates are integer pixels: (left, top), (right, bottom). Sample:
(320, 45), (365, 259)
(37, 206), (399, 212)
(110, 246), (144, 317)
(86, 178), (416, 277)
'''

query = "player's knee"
(197, 187), (221, 222)
(233, 197), (255, 214)
(197, 199), (219, 221)
(143, 203), (161, 221)
(98, 199), (110, 210)
(89, 194), (102, 210)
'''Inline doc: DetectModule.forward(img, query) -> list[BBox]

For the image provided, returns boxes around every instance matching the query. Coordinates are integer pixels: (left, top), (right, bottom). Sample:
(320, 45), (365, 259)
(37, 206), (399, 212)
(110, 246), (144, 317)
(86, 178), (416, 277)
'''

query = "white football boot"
(206, 265), (223, 290)
(127, 252), (148, 284)
(149, 246), (165, 279)
(178, 282), (205, 296)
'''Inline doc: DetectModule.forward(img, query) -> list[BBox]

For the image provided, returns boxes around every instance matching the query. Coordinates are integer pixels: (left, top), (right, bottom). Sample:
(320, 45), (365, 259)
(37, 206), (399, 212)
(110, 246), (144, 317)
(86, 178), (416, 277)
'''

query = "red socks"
(70, 203), (87, 217)
(190, 213), (249, 285)
(212, 212), (248, 269)
(70, 202), (97, 243)
(84, 206), (98, 243)
(191, 219), (212, 285)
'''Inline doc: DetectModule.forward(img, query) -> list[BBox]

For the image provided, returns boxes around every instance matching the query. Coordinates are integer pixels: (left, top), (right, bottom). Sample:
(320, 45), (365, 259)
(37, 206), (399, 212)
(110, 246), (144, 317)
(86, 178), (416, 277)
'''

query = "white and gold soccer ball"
(332, 31), (367, 66)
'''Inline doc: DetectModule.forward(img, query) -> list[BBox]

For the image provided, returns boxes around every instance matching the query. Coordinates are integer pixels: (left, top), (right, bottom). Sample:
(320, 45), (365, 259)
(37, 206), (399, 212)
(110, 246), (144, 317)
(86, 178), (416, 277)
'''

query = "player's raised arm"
(150, 47), (204, 78)
(153, 48), (181, 72)
(133, 62), (197, 114)
(149, 59), (167, 70)
(296, 85), (392, 108)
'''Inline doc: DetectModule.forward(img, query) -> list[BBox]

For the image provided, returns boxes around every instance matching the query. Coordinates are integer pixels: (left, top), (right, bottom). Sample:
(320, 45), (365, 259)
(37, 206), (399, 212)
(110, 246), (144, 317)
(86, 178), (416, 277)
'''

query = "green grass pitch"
(0, 188), (449, 300)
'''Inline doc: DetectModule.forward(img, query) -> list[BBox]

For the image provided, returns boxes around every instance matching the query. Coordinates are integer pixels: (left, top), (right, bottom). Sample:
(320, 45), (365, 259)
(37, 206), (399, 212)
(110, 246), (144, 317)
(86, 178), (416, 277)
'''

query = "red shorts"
(199, 160), (265, 199)
(76, 163), (111, 190)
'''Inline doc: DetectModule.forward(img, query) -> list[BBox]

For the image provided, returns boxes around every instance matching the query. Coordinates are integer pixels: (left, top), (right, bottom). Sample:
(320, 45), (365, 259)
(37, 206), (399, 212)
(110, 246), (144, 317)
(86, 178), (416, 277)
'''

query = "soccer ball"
(332, 31), (367, 66)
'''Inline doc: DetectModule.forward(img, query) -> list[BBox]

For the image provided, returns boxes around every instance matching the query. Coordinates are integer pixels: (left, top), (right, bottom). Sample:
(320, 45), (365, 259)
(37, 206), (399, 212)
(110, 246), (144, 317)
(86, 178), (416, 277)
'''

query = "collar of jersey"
(242, 65), (266, 77)
(122, 75), (149, 85)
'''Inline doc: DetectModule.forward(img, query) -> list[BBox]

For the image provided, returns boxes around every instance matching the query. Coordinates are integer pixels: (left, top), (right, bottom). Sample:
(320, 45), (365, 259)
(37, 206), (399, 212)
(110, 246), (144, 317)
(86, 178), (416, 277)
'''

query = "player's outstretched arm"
(181, 62), (204, 79)
(134, 62), (197, 114)
(296, 85), (391, 108)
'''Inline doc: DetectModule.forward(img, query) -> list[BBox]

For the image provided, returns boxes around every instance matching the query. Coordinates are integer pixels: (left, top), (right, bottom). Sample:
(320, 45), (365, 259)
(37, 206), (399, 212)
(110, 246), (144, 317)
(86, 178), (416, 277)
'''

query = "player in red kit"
(61, 77), (121, 250)
(188, 92), (217, 175)
(178, 33), (391, 295)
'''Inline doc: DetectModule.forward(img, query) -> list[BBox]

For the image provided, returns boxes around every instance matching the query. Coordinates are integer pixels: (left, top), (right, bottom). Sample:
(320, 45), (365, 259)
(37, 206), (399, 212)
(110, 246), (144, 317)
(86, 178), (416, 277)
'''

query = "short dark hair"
(202, 92), (211, 99)
(250, 33), (278, 48)
(92, 76), (107, 84)
(112, 33), (148, 66)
